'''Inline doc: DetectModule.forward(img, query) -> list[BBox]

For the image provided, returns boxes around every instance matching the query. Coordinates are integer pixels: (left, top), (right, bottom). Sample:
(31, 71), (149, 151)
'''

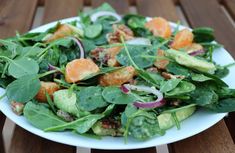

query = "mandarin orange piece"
(171, 29), (194, 50)
(65, 58), (99, 83)
(145, 17), (172, 38)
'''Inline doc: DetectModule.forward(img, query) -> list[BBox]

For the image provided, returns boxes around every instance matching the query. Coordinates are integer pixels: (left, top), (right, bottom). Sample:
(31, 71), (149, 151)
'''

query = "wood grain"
(136, 0), (179, 22)
(0, 0), (38, 38)
(9, 126), (76, 153)
(91, 0), (130, 14)
(169, 121), (235, 153)
(180, 0), (235, 57)
(0, 112), (5, 153)
(91, 147), (156, 153)
(223, 0), (235, 20)
(42, 0), (84, 24)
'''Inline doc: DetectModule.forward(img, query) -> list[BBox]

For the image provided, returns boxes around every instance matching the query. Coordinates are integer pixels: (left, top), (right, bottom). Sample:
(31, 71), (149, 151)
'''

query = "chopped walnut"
(162, 72), (185, 80)
(57, 110), (74, 122)
(11, 101), (24, 115)
(107, 24), (134, 44)
(146, 67), (158, 73)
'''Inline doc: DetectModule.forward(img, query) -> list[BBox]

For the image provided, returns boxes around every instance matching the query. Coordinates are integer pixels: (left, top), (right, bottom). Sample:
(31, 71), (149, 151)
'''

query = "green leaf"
(8, 57), (39, 78)
(77, 86), (107, 111)
(187, 84), (218, 106)
(192, 27), (215, 43)
(116, 45), (156, 68)
(102, 104), (115, 116)
(45, 114), (104, 134)
(166, 62), (190, 77)
(85, 24), (103, 38)
(214, 66), (229, 78)
(102, 86), (138, 104)
(24, 102), (66, 130)
(6, 74), (41, 103)
(191, 73), (212, 82)
(216, 87), (235, 99)
(160, 79), (181, 93)
(208, 98), (235, 112)
(166, 81), (195, 96)
(0, 39), (22, 58)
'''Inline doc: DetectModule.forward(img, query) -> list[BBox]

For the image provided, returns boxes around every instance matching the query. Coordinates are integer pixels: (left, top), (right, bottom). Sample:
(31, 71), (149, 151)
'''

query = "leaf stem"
(38, 70), (58, 78)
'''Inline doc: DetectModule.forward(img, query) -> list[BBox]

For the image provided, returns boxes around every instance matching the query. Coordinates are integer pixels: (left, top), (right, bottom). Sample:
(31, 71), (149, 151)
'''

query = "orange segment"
(46, 24), (74, 43)
(35, 81), (60, 102)
(145, 17), (172, 38)
(171, 29), (194, 50)
(99, 66), (135, 86)
(154, 49), (169, 69)
(65, 58), (99, 83)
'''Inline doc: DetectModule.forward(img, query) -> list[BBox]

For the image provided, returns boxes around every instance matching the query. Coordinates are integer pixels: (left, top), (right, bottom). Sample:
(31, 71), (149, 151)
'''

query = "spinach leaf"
(128, 111), (165, 140)
(102, 86), (138, 104)
(160, 79), (181, 93)
(216, 87), (235, 99)
(0, 39), (22, 58)
(136, 69), (164, 88)
(191, 73), (212, 82)
(123, 14), (146, 29)
(214, 66), (229, 78)
(208, 98), (235, 112)
(45, 114), (104, 134)
(166, 62), (190, 77)
(165, 81), (195, 96)
(187, 84), (218, 106)
(192, 27), (215, 43)
(77, 86), (107, 111)
(84, 24), (102, 39)
(116, 45), (155, 68)
(81, 39), (96, 53)
(24, 102), (66, 130)
(102, 104), (115, 116)
(8, 57), (39, 78)
(6, 74), (41, 103)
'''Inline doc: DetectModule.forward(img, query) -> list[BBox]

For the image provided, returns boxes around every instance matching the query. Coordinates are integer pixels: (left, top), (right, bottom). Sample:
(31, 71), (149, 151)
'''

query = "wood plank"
(91, 147), (156, 153)
(223, 0), (235, 20)
(9, 126), (76, 153)
(0, 112), (5, 153)
(169, 121), (235, 153)
(136, 0), (179, 22)
(91, 0), (130, 14)
(42, 0), (84, 24)
(180, 0), (235, 57)
(0, 0), (38, 38)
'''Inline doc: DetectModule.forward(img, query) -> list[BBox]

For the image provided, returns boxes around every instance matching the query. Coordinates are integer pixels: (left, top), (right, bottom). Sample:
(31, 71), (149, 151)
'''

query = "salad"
(0, 3), (235, 141)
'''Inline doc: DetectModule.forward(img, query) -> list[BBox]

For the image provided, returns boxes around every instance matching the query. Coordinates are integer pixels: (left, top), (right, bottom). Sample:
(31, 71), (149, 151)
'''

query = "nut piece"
(154, 49), (169, 70)
(99, 66), (136, 86)
(162, 72), (185, 80)
(11, 101), (25, 115)
(107, 24), (134, 44)
(35, 81), (60, 102)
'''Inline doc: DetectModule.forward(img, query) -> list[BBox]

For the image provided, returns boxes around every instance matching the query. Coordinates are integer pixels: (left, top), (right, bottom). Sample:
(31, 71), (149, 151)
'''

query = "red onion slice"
(120, 85), (130, 94)
(68, 37), (85, 58)
(123, 84), (165, 108)
(126, 38), (151, 46)
(90, 11), (121, 24)
(188, 49), (205, 56)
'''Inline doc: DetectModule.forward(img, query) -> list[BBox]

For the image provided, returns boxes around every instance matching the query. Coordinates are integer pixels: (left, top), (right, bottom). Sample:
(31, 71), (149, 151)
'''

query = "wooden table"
(0, 0), (235, 153)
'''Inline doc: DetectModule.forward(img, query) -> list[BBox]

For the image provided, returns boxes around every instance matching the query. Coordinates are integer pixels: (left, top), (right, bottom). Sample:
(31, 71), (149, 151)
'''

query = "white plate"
(0, 17), (235, 150)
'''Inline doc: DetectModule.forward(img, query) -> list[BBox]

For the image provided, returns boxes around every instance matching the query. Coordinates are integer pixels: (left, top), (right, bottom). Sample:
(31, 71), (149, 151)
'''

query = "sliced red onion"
(133, 99), (166, 108)
(189, 49), (205, 56)
(90, 11), (121, 24)
(126, 38), (151, 46)
(48, 64), (57, 71)
(123, 84), (165, 108)
(120, 85), (130, 94)
(68, 37), (85, 58)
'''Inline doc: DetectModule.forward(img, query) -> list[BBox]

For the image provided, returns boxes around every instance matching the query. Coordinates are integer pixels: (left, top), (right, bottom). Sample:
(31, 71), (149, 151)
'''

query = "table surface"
(0, 0), (235, 153)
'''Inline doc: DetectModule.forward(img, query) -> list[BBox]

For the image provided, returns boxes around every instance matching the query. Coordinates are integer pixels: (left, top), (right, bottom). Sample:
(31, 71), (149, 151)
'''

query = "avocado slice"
(158, 105), (196, 130)
(165, 49), (216, 74)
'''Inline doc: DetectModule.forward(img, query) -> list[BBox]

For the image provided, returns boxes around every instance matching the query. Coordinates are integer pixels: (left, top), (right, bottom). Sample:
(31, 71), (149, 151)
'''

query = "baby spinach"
(191, 73), (212, 82)
(166, 62), (190, 77)
(84, 24), (103, 39)
(77, 86), (107, 111)
(214, 66), (229, 78)
(165, 81), (195, 96)
(45, 114), (104, 134)
(6, 74), (41, 103)
(116, 45), (155, 68)
(24, 102), (66, 130)
(8, 57), (39, 78)
(208, 98), (235, 112)
(192, 27), (215, 43)
(187, 84), (218, 106)
(102, 104), (115, 116)
(0, 39), (22, 58)
(160, 79), (181, 93)
(216, 87), (235, 99)
(102, 86), (138, 104)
